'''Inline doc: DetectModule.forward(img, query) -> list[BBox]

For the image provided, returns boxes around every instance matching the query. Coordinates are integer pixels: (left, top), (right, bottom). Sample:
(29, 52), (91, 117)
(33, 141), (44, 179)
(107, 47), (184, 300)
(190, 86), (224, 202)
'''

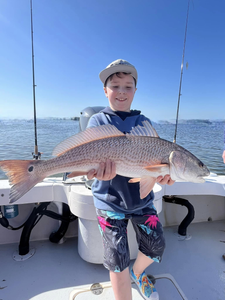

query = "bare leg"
(132, 250), (154, 275)
(110, 267), (132, 300)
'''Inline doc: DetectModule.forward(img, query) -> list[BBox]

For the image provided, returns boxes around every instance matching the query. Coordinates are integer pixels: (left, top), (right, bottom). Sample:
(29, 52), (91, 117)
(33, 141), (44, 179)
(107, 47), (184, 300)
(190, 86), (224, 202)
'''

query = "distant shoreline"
(0, 117), (80, 121)
(157, 119), (225, 125)
(0, 118), (224, 125)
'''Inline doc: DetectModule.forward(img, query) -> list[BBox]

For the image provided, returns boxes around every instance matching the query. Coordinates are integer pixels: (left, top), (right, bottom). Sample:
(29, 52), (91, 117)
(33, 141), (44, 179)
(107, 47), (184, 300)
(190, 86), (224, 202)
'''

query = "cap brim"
(99, 65), (137, 85)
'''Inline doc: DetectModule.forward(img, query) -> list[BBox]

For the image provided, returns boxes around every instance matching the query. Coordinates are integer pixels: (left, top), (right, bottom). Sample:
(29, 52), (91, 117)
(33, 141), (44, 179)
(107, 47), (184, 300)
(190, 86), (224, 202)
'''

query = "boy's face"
(103, 73), (137, 112)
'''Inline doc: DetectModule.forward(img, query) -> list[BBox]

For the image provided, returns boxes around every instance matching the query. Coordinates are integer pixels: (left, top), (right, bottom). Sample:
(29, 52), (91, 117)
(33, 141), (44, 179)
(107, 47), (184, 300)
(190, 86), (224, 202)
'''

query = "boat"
(0, 106), (225, 300)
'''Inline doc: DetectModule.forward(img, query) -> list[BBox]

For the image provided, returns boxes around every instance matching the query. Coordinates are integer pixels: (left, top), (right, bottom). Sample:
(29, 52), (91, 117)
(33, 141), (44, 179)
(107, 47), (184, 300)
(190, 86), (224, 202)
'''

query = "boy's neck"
(101, 106), (141, 118)
(115, 111), (132, 121)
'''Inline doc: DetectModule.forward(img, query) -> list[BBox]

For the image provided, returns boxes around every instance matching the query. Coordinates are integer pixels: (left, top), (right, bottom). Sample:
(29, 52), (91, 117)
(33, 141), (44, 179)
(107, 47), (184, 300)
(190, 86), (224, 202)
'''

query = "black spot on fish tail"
(28, 166), (34, 172)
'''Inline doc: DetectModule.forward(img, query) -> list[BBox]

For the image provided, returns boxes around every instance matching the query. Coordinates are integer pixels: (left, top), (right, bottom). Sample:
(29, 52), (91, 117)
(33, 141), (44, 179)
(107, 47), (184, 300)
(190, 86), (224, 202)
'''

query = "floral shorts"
(96, 208), (166, 273)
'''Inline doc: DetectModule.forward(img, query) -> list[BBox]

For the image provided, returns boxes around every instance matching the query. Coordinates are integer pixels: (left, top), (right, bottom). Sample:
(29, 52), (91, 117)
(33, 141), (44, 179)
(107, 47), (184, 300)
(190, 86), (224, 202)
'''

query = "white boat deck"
(1, 220), (224, 300)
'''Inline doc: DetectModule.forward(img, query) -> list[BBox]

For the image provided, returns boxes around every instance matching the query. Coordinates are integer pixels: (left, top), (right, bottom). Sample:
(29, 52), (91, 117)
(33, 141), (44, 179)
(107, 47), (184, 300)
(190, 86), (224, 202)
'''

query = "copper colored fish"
(0, 121), (210, 203)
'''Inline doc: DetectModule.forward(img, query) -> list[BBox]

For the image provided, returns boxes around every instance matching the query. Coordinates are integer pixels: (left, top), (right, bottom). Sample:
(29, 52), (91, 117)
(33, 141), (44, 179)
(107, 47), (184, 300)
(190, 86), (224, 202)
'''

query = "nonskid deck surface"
(1, 220), (224, 300)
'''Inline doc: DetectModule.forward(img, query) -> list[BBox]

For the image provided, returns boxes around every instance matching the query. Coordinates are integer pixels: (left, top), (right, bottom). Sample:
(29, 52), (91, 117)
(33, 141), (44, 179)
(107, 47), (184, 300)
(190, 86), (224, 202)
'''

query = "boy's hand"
(156, 174), (175, 186)
(222, 150), (225, 163)
(87, 159), (116, 181)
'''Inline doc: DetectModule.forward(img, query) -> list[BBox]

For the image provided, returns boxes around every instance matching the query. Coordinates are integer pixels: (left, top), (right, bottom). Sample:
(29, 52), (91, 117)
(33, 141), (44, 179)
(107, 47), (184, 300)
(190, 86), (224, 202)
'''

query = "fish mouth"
(197, 167), (210, 179)
(199, 171), (210, 178)
(197, 173), (210, 182)
(197, 177), (206, 183)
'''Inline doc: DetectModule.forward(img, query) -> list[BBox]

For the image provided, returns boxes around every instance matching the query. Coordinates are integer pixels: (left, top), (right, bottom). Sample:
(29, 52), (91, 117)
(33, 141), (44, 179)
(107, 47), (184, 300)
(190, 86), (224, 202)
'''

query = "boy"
(87, 59), (174, 300)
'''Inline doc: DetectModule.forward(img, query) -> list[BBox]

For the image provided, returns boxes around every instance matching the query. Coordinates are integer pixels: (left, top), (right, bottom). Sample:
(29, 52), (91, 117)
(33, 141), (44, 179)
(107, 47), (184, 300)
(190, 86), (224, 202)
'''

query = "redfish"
(0, 121), (210, 203)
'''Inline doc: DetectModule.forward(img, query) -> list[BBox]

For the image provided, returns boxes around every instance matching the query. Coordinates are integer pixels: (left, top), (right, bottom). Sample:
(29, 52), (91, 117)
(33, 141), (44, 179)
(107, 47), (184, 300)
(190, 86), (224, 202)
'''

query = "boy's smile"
(103, 73), (137, 112)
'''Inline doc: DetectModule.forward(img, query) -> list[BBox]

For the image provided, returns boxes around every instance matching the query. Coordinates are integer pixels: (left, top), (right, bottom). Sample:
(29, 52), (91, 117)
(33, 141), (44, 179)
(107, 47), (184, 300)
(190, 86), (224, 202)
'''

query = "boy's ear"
(103, 87), (108, 98)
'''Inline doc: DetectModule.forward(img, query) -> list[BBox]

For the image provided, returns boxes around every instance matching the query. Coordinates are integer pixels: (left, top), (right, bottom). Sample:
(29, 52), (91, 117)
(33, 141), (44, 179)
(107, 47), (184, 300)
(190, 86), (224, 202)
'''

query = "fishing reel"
(32, 151), (42, 160)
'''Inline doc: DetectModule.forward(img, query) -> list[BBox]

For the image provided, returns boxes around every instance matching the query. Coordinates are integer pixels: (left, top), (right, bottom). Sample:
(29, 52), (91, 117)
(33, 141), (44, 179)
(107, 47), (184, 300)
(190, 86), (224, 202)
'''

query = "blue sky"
(0, 0), (224, 122)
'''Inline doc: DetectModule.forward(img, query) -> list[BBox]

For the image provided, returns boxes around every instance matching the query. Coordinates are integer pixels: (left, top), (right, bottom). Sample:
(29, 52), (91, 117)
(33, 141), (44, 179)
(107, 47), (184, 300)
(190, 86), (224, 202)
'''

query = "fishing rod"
(30, 0), (40, 160)
(2, 4), (41, 230)
(173, 0), (191, 143)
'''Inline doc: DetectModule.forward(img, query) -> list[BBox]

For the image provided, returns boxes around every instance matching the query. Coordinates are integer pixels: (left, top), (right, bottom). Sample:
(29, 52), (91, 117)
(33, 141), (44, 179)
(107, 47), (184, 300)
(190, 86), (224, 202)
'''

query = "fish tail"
(0, 160), (45, 203)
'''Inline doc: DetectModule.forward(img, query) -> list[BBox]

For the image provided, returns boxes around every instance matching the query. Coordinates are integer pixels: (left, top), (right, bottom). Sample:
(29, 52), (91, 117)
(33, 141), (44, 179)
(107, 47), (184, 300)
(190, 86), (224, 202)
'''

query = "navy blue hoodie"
(87, 107), (155, 214)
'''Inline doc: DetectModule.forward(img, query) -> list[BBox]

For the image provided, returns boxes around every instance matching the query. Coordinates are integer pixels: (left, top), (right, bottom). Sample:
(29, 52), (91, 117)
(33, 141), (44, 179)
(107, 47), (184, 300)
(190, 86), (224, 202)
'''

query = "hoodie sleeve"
(87, 112), (112, 128)
(87, 115), (99, 128)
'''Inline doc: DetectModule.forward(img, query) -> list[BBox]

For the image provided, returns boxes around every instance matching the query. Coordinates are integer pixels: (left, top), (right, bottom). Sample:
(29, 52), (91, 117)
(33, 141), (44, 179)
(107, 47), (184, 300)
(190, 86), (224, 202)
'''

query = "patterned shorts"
(96, 207), (166, 273)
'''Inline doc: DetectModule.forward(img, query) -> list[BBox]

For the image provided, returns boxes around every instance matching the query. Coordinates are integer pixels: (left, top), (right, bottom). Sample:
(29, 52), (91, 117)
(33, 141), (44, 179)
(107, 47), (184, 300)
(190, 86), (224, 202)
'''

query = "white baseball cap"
(99, 59), (138, 86)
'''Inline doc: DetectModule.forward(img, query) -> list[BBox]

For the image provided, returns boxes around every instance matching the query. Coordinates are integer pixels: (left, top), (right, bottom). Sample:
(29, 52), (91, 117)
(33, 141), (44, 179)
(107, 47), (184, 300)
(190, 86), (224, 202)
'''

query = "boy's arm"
(87, 115), (98, 128)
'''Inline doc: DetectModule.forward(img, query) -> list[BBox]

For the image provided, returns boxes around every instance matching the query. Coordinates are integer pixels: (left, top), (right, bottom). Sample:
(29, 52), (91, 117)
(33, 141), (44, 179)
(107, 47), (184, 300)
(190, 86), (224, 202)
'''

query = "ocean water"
(0, 118), (224, 180)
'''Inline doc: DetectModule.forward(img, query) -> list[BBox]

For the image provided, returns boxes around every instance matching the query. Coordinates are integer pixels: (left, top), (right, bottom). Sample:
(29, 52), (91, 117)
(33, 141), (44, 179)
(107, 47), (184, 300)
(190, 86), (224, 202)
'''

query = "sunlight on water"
(0, 119), (224, 180)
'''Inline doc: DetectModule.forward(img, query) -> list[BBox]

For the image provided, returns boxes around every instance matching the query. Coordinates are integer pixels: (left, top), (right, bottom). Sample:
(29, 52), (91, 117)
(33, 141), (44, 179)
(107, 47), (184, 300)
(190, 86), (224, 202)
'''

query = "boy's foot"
(130, 268), (159, 300)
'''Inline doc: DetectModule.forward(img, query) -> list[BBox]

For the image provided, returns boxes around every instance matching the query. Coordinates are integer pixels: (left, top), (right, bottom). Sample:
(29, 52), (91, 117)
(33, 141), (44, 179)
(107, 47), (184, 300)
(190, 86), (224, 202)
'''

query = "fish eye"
(198, 161), (204, 168)
(28, 166), (34, 172)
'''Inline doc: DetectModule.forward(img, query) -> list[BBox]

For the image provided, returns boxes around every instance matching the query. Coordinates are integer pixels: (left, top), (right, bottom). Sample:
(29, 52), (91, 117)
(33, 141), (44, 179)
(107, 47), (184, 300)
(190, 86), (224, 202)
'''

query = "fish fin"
(144, 164), (169, 173)
(67, 171), (87, 178)
(127, 120), (159, 137)
(52, 124), (124, 156)
(128, 177), (141, 183)
(0, 160), (45, 203)
(139, 176), (156, 199)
